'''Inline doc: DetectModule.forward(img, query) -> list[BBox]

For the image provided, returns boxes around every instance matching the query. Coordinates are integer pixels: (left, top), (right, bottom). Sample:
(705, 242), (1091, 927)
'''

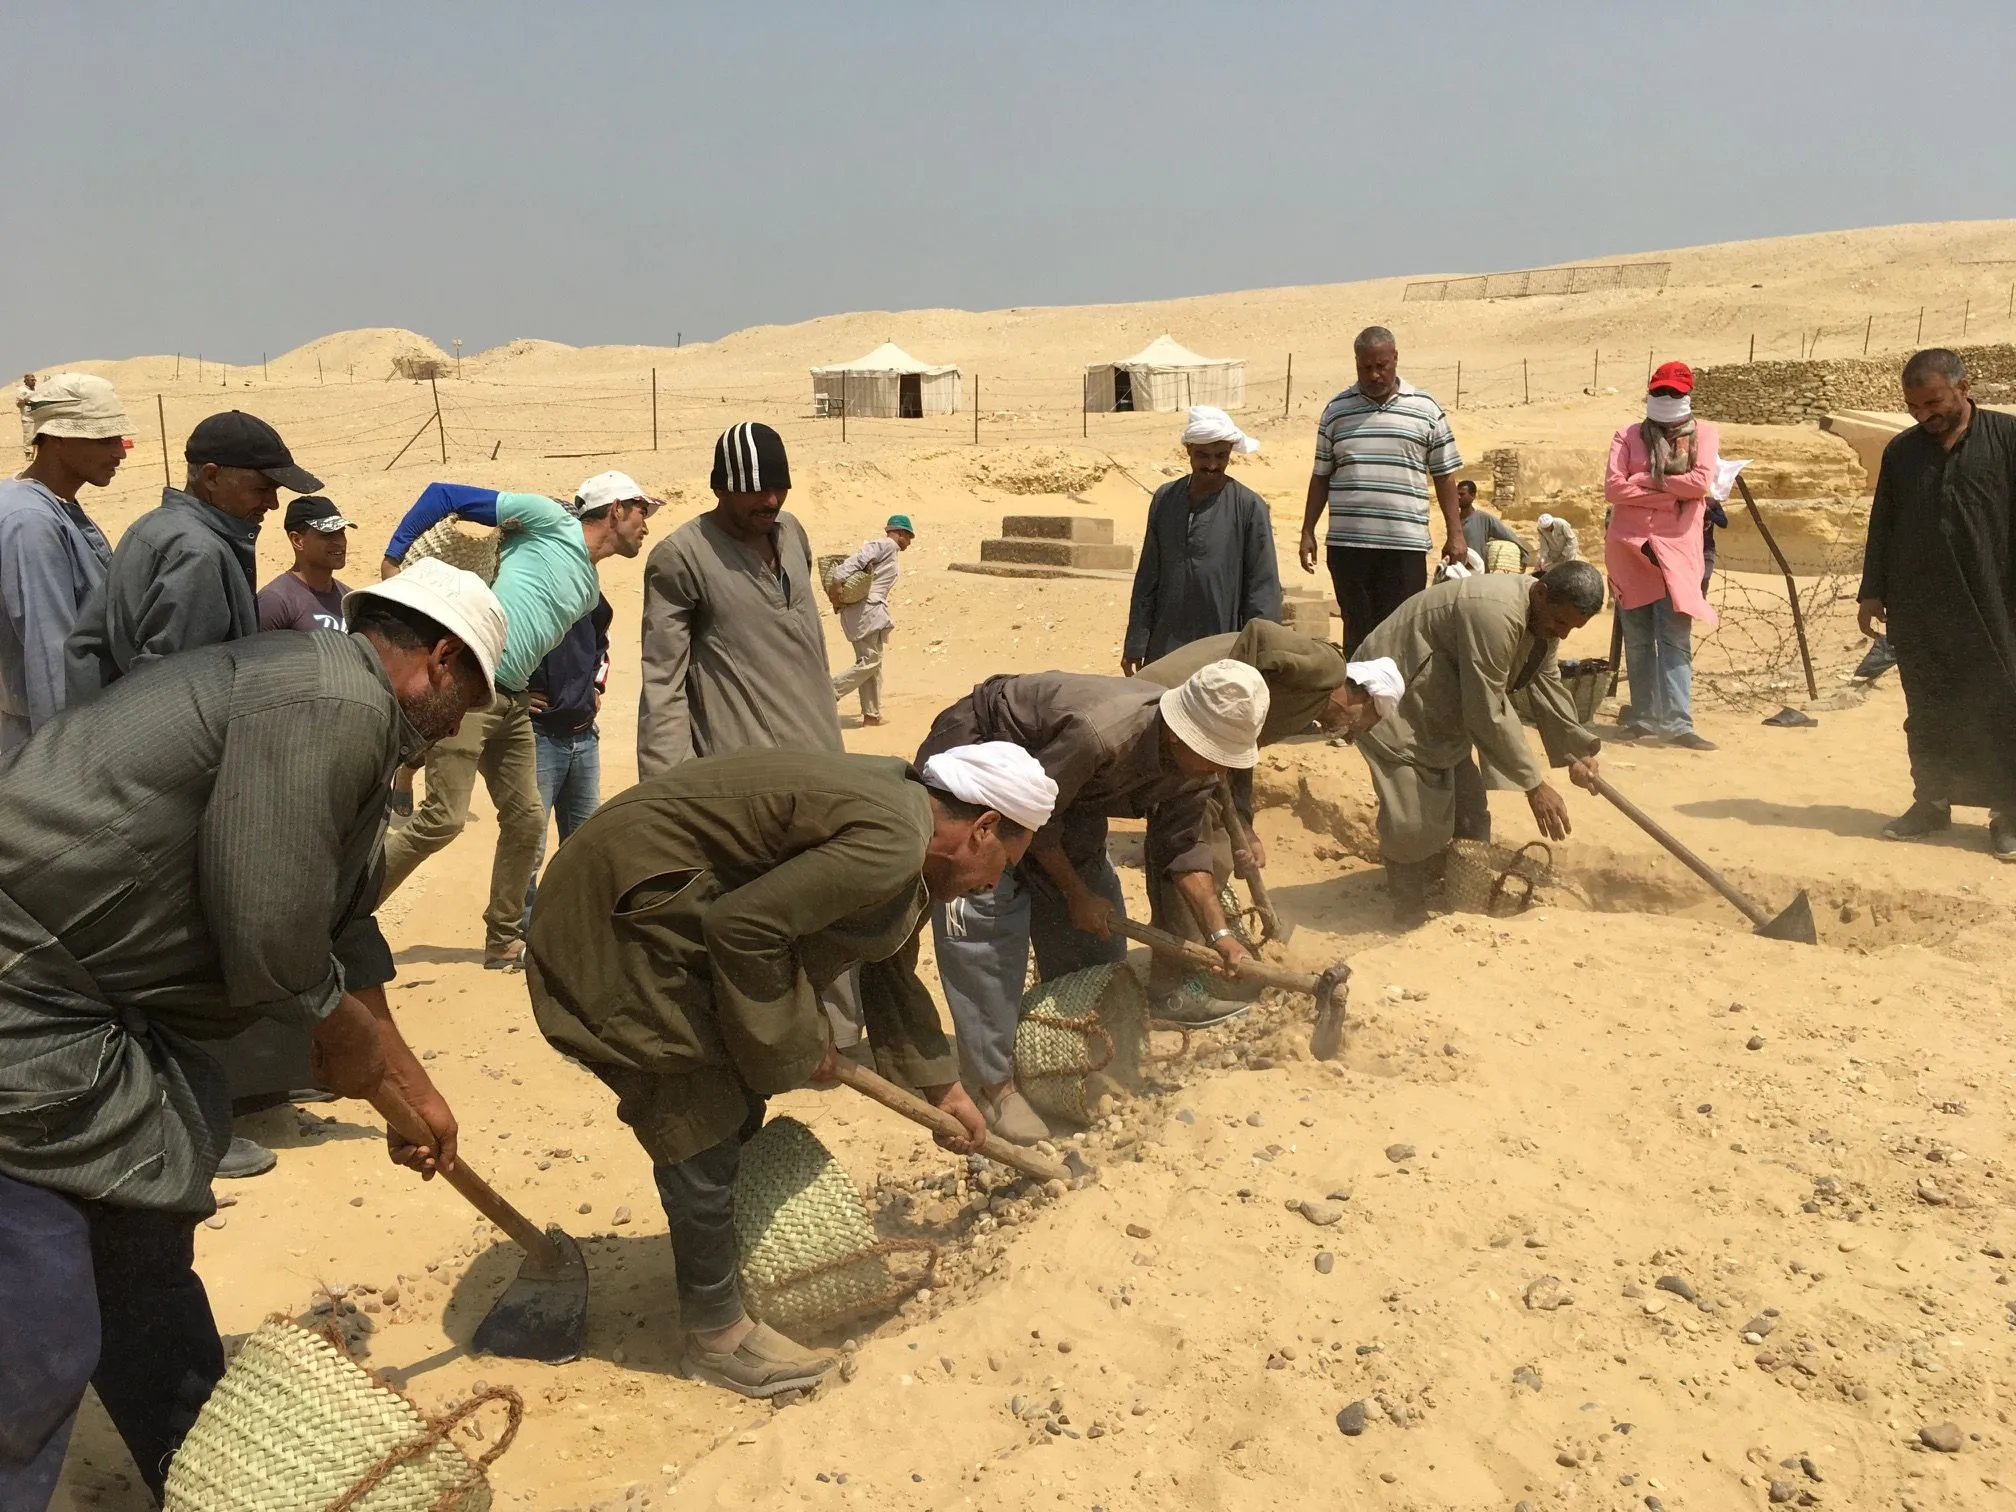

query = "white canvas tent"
(811, 343), (962, 418)
(1083, 334), (1245, 413)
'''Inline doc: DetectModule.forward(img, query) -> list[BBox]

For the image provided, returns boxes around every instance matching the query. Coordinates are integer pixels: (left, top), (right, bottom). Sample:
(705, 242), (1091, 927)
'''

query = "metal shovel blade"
(1753, 889), (1818, 945)
(470, 1225), (589, 1364)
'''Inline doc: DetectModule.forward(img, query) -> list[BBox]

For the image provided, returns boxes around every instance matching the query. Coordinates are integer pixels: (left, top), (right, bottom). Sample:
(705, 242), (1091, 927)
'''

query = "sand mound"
(968, 446), (1111, 497)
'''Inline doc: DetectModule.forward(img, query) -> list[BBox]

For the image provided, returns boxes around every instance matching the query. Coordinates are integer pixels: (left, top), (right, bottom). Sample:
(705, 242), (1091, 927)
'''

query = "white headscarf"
(1180, 405), (1259, 454)
(1645, 393), (1692, 426)
(1536, 515), (1581, 569)
(1344, 656), (1405, 720)
(922, 743), (1058, 832)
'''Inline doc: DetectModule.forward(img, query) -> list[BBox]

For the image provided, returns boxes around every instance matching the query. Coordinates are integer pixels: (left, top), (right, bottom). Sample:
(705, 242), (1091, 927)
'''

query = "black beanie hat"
(710, 421), (791, 493)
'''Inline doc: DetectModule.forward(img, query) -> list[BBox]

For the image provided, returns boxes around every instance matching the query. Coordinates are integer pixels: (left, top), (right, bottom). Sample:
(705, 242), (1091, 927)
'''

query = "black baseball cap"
(283, 496), (355, 533)
(185, 410), (322, 493)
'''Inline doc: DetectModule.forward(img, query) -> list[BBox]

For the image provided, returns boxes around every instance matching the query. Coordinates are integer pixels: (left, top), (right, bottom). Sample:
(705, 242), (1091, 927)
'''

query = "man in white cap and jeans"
(0, 373), (126, 753)
(0, 557), (502, 1512)
(524, 742), (1053, 1398)
(917, 660), (1270, 1142)
(1122, 406), (1282, 675)
(378, 470), (655, 970)
(1133, 619), (1404, 1019)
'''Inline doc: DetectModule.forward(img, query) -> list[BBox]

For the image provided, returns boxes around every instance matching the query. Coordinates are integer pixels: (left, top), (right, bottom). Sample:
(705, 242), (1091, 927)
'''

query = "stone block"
(999, 515), (1115, 544)
(1282, 598), (1335, 638)
(980, 538), (1135, 570)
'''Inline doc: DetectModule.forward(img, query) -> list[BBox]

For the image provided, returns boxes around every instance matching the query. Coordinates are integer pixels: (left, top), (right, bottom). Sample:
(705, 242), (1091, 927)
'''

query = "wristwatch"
(1206, 927), (1236, 945)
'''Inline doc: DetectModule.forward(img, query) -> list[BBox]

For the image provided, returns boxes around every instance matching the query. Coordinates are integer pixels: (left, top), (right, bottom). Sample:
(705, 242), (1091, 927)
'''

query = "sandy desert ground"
(38, 220), (2016, 1512)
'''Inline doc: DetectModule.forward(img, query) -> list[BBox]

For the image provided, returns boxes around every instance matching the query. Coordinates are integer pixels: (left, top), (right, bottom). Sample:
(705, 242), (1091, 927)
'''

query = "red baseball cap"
(1648, 361), (1694, 395)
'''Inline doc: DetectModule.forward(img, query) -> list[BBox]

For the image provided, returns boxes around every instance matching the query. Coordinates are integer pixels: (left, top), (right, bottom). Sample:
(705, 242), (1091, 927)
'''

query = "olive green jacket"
(1135, 617), (1349, 745)
(524, 750), (957, 1164)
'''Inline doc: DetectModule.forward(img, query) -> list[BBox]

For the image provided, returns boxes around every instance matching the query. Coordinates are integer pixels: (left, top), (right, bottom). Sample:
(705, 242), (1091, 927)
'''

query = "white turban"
(1180, 405), (1258, 454)
(1344, 656), (1405, 720)
(922, 742), (1058, 832)
(1535, 514), (1581, 569)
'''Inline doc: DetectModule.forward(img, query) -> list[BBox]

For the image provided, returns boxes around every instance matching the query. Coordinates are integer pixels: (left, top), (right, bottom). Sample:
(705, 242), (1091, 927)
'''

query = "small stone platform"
(951, 515), (1137, 580)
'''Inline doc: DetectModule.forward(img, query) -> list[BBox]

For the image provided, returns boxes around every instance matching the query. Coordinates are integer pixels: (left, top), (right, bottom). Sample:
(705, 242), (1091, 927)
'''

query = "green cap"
(886, 514), (915, 535)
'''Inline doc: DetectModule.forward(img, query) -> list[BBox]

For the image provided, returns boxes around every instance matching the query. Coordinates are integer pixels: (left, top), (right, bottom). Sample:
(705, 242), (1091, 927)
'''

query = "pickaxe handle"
(1216, 774), (1280, 940)
(827, 1058), (1070, 1185)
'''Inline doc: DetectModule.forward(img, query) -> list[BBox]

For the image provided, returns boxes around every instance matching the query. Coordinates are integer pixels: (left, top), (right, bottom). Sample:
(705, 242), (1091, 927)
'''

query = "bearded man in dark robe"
(1858, 347), (2016, 859)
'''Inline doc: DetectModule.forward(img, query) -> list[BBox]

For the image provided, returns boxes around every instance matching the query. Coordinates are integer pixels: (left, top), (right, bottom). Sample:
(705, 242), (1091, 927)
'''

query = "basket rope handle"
(320, 1385), (525, 1512)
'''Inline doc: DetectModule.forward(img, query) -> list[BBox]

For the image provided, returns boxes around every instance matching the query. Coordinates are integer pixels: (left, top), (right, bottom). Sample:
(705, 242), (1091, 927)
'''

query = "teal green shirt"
(492, 492), (598, 692)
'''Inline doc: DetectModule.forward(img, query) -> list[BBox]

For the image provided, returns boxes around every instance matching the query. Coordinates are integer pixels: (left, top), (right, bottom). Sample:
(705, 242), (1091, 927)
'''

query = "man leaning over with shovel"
(1133, 618), (1405, 1019)
(0, 560), (502, 1512)
(524, 742), (1056, 1400)
(1353, 561), (1607, 928)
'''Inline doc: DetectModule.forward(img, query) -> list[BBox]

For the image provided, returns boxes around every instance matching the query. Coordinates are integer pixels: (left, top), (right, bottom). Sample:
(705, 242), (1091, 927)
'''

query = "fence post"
(317, 357), (323, 384)
(841, 372), (848, 443)
(174, 353), (181, 380)
(262, 352), (268, 381)
(197, 352), (203, 382)
(1747, 333), (1754, 363)
(651, 367), (659, 451)
(973, 374), (980, 446)
(1454, 359), (1462, 409)
(1964, 299), (1971, 336)
(156, 395), (170, 486)
(1864, 315), (1872, 355)
(1592, 349), (1599, 389)
(1283, 353), (1293, 421)
(1082, 371), (1088, 438)
(1522, 357), (1529, 404)
(429, 375), (446, 463)
(1917, 306), (1924, 344)
(1646, 348), (1653, 380)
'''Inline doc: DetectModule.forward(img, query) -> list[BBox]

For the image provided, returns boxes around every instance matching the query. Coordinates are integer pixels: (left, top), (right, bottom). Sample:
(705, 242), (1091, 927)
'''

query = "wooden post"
(677, 331), (682, 348)
(491, 439), (501, 460)
(1592, 349), (1599, 388)
(1646, 347), (1653, 379)
(1736, 475), (1817, 701)
(429, 375), (446, 463)
(1283, 353), (1293, 420)
(384, 410), (439, 471)
(841, 372), (848, 443)
(651, 367), (658, 451)
(1522, 357), (1529, 404)
(1864, 314), (1872, 355)
(1964, 299), (1971, 336)
(1081, 371), (1088, 438)
(197, 352), (203, 382)
(262, 352), (268, 381)
(973, 374), (980, 445)
(317, 357), (323, 384)
(1747, 333), (1754, 363)
(1916, 306), (1924, 343)
(1454, 359), (1462, 409)
(156, 394), (170, 486)
(174, 353), (181, 380)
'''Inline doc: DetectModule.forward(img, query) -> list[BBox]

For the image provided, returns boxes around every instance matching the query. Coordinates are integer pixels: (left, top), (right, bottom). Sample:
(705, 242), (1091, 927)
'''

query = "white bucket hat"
(1159, 659), (1270, 769)
(343, 557), (509, 699)
(21, 373), (132, 441)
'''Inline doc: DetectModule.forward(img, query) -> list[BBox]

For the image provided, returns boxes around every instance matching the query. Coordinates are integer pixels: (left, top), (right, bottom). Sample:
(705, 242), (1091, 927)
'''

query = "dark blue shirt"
(528, 596), (612, 737)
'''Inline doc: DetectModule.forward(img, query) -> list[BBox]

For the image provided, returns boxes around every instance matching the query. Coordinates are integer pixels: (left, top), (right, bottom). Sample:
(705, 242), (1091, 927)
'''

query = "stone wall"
(1694, 344), (2016, 426)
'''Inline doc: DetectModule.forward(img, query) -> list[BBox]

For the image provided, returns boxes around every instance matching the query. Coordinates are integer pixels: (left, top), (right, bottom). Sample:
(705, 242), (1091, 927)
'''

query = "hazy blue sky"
(6, 1), (2012, 375)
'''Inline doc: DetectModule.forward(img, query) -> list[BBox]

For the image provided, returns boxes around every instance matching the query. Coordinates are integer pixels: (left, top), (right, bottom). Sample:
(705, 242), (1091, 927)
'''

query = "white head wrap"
(1344, 656), (1405, 720)
(921, 742), (1058, 832)
(1434, 548), (1486, 583)
(1645, 393), (1692, 425)
(1180, 405), (1259, 454)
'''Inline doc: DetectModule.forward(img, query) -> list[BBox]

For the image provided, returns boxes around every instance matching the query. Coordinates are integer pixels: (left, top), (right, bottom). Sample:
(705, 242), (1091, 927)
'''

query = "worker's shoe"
(1151, 975), (1250, 1028)
(216, 1136), (277, 1180)
(1386, 860), (1432, 931)
(1990, 812), (2016, 863)
(483, 940), (526, 972)
(1666, 731), (1717, 751)
(979, 1086), (1051, 1146)
(1882, 799), (1951, 841)
(684, 1322), (835, 1399)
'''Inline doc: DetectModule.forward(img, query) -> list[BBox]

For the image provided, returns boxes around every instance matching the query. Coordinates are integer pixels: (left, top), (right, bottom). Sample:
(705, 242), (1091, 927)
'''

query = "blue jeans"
(1619, 596), (1695, 737)
(521, 728), (602, 933)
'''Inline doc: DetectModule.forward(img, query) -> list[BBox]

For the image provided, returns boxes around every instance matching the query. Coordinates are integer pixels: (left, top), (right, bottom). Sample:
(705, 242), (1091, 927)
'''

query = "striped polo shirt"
(1312, 381), (1462, 551)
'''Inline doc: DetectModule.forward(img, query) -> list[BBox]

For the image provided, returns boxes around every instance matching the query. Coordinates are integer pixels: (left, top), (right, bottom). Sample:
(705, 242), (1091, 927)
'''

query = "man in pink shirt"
(1604, 361), (1720, 750)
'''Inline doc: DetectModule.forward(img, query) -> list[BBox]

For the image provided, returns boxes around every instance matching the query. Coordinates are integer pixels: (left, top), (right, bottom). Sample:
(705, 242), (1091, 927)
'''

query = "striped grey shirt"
(1312, 381), (1462, 552)
(0, 631), (422, 1212)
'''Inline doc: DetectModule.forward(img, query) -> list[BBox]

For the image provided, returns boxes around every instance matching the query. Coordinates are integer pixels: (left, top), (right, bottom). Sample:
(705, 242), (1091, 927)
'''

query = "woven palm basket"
(1483, 539), (1525, 574)
(818, 553), (871, 605)
(404, 518), (501, 585)
(733, 1116), (931, 1335)
(1015, 962), (1150, 1126)
(1444, 838), (1552, 918)
(163, 1316), (520, 1512)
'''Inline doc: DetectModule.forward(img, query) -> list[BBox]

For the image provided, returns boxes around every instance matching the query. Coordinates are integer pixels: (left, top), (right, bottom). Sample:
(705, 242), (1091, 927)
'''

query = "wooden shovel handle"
(827, 1058), (1070, 1186)
(367, 1081), (564, 1270)
(1115, 917), (1328, 997)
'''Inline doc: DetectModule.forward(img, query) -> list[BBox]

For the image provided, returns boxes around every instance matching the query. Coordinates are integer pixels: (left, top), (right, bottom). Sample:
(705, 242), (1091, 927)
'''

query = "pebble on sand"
(1654, 1275), (1697, 1302)
(1335, 1401), (1368, 1436)
(612, 1206), (632, 1226)
(1918, 1421), (1964, 1453)
(1315, 1252), (1335, 1274)
(204, 1215), (228, 1230)
(1384, 1144), (1416, 1163)
(1125, 1223), (1152, 1239)
(578, 1202), (593, 1215)
(1522, 1276), (1573, 1311)
(1298, 1200), (1343, 1227)
(1512, 1364), (1543, 1393)
(1747, 1035), (1766, 1050)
